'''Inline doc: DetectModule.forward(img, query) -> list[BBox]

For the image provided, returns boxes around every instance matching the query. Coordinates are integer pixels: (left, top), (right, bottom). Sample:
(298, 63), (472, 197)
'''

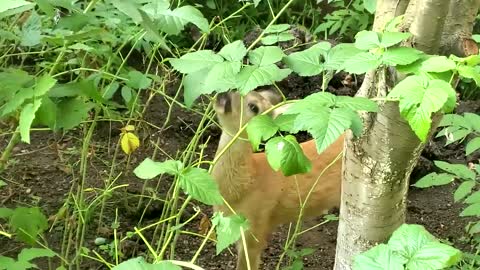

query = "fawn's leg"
(236, 226), (269, 270)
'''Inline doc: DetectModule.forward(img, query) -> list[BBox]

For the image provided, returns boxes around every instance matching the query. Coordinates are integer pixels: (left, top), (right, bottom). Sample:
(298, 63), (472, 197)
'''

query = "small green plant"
(354, 224), (462, 270)
(0, 248), (57, 270)
(314, 0), (375, 39)
(283, 248), (315, 270)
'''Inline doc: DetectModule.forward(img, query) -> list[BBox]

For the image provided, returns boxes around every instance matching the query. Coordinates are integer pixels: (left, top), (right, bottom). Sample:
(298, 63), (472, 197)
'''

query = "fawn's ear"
(257, 89), (283, 106)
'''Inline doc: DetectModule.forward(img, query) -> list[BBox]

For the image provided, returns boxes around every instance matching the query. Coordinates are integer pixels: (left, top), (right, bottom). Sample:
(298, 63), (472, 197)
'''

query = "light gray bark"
(333, 0), (479, 269)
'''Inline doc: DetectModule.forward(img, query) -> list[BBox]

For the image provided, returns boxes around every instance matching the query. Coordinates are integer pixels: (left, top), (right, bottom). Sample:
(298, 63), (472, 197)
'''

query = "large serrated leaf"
(10, 207), (48, 245)
(170, 50), (223, 74)
(335, 96), (378, 112)
(204, 61), (241, 93)
(324, 43), (363, 71)
(343, 52), (381, 74)
(155, 5), (209, 35)
(212, 212), (249, 255)
(265, 135), (312, 176)
(218, 40), (247, 62)
(380, 32), (411, 48)
(246, 115), (279, 151)
(236, 65), (291, 94)
(283, 42), (331, 76)
(434, 160), (475, 180)
(248, 46), (285, 66)
(420, 56), (456, 73)
(388, 76), (454, 141)
(382, 47), (422, 66)
(407, 241), (462, 269)
(353, 244), (405, 270)
(413, 173), (454, 188)
(354, 30), (380, 50)
(133, 159), (183, 179)
(179, 167), (223, 205)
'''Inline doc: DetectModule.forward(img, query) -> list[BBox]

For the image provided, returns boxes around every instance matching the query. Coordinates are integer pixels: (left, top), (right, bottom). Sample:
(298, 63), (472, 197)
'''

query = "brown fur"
(212, 91), (344, 270)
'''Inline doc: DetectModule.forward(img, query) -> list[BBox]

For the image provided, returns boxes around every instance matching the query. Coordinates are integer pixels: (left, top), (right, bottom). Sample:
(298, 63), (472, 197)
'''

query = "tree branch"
(439, 0), (480, 56)
(408, 0), (451, 54)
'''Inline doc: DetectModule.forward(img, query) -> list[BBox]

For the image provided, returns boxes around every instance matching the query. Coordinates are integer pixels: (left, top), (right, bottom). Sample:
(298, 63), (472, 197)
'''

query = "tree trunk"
(333, 0), (479, 269)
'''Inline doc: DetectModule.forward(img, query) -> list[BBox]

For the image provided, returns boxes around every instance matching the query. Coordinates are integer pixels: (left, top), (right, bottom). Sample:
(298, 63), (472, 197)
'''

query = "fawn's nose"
(216, 92), (232, 114)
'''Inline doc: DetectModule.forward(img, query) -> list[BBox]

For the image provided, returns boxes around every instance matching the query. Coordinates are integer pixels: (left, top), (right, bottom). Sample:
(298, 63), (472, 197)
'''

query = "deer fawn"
(211, 90), (344, 270)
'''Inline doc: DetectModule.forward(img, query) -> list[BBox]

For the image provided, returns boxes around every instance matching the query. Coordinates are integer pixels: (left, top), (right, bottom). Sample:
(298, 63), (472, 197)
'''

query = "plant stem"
(0, 129), (20, 172)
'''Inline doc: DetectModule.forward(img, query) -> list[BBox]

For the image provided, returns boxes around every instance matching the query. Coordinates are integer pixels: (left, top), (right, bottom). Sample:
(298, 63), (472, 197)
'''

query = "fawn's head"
(214, 90), (282, 136)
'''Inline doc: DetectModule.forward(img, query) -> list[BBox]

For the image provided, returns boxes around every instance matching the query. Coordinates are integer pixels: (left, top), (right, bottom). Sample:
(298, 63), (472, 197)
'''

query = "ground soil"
(0, 69), (479, 269)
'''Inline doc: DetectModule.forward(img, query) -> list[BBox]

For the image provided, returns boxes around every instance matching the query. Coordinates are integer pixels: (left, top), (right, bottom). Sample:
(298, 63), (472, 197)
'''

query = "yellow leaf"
(124, 125), (135, 132)
(121, 132), (140, 154)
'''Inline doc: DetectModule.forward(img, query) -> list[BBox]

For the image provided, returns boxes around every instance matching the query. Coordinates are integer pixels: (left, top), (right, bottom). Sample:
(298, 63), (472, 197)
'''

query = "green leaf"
(324, 43), (363, 71)
(381, 47), (422, 66)
(126, 70), (152, 90)
(388, 224), (436, 258)
(434, 160), (475, 180)
(461, 203), (480, 217)
(0, 0), (32, 13)
(246, 115), (279, 151)
(353, 244), (405, 270)
(335, 96), (379, 112)
(363, 0), (377, 14)
(465, 191), (480, 204)
(454, 181), (475, 202)
(236, 65), (291, 94)
(420, 56), (456, 73)
(19, 101), (42, 144)
(283, 92), (359, 153)
(1, 88), (34, 117)
(111, 0), (142, 23)
(354, 30), (380, 50)
(20, 11), (42, 47)
(203, 61), (241, 93)
(133, 159), (183, 179)
(466, 137), (480, 155)
(388, 76), (454, 141)
(0, 0), (34, 19)
(59, 99), (93, 129)
(413, 173), (454, 188)
(265, 135), (312, 176)
(438, 114), (471, 129)
(18, 248), (56, 262)
(0, 208), (14, 219)
(212, 212), (250, 255)
(179, 167), (223, 205)
(343, 52), (381, 74)
(261, 33), (295, 45)
(156, 5), (209, 35)
(380, 32), (411, 48)
(10, 207), (48, 245)
(274, 114), (296, 131)
(407, 240), (462, 269)
(264, 24), (290, 34)
(218, 40), (247, 62)
(283, 43), (328, 76)
(113, 257), (181, 270)
(457, 65), (480, 86)
(464, 113), (480, 132)
(248, 46), (285, 66)
(183, 69), (210, 107)
(169, 50), (223, 74)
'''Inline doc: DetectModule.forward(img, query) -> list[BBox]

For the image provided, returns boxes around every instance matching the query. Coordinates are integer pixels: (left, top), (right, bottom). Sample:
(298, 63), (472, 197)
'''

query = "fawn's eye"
(248, 103), (259, 114)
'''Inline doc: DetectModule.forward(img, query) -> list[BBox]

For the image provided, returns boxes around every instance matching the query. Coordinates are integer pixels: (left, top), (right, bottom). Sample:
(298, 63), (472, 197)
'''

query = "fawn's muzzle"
(216, 92), (232, 114)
